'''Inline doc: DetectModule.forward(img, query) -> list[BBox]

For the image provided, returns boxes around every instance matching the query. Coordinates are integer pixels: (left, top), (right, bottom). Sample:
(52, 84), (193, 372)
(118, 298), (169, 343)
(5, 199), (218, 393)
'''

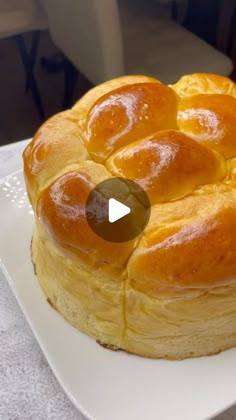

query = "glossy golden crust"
(177, 94), (236, 158)
(23, 110), (89, 204)
(128, 202), (236, 294)
(23, 73), (236, 359)
(85, 82), (178, 162)
(37, 163), (136, 276)
(171, 72), (236, 97)
(107, 129), (225, 205)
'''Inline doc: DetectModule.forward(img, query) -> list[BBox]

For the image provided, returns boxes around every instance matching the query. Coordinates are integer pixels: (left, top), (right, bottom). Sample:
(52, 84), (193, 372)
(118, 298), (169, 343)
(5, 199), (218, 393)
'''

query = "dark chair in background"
(0, 0), (48, 119)
(39, 0), (233, 109)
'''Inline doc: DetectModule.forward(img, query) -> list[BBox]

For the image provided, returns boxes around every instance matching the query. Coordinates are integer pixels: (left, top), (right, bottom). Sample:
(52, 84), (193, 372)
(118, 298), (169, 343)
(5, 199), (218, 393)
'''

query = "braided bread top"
(23, 73), (236, 295)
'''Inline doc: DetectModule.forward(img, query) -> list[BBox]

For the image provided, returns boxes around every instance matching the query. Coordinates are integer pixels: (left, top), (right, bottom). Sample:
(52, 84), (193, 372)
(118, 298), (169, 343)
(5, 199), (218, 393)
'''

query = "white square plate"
(0, 170), (236, 420)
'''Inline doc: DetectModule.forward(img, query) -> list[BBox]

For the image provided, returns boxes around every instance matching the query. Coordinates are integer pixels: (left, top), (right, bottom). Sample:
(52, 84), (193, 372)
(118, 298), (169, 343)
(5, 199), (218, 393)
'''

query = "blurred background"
(0, 0), (235, 146)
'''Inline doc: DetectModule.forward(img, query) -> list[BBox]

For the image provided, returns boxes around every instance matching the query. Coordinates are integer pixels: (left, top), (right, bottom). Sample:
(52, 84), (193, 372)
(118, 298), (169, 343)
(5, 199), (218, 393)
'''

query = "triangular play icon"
(108, 198), (131, 223)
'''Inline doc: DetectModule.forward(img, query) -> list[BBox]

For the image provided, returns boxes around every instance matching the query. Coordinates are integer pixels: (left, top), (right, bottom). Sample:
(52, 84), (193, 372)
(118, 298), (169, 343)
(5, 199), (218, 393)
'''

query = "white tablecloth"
(0, 140), (235, 420)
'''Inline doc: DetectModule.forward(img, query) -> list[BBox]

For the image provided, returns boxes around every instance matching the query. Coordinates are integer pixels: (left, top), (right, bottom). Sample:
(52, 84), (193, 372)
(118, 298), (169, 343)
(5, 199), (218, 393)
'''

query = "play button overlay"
(86, 177), (150, 242)
(108, 198), (131, 223)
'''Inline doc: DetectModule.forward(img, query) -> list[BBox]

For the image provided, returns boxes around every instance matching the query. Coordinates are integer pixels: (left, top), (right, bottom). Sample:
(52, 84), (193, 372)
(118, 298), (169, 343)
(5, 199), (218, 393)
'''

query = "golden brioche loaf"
(23, 73), (236, 359)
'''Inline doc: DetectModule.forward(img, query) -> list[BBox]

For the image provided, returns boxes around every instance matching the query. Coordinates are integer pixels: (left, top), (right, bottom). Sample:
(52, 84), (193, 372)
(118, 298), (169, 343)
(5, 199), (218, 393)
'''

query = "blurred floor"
(0, 31), (89, 146)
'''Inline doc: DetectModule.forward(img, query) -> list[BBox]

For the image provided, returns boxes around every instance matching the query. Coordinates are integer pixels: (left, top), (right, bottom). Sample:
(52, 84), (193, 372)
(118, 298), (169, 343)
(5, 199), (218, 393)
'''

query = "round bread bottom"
(32, 223), (236, 359)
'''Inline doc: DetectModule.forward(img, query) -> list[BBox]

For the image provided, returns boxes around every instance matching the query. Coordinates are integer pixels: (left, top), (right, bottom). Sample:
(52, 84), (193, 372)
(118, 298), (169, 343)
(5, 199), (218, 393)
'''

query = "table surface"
(0, 140), (235, 420)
